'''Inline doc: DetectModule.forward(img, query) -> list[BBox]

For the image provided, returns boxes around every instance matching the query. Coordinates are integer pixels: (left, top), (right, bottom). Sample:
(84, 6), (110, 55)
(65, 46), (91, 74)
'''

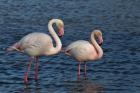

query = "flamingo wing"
(65, 40), (97, 61)
(19, 32), (53, 56)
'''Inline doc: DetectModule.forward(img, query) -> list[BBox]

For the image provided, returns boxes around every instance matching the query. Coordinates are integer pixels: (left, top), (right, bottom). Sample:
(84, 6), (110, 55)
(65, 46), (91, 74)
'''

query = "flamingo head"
(56, 19), (64, 38)
(94, 30), (103, 46)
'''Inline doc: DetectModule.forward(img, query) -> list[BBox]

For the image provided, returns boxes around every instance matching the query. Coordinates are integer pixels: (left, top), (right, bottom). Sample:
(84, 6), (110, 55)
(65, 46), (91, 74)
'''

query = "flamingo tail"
(7, 43), (20, 52)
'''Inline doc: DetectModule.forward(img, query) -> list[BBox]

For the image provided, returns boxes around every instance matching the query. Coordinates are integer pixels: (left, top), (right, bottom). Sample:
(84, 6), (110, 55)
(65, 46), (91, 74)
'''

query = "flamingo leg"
(78, 63), (81, 80)
(24, 57), (33, 84)
(84, 62), (87, 79)
(35, 56), (39, 81)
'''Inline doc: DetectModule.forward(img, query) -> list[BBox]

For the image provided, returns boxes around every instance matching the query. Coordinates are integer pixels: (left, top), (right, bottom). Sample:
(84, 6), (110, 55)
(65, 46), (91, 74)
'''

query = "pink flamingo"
(65, 30), (103, 79)
(7, 19), (64, 84)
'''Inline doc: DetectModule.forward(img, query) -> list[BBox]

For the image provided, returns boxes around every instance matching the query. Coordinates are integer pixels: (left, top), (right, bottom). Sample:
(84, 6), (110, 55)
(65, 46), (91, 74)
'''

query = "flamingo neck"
(47, 19), (62, 55)
(91, 32), (103, 59)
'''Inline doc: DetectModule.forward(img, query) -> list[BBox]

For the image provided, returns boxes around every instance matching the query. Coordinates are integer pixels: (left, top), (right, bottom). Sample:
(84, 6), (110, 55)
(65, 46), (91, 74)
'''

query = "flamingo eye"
(59, 23), (64, 28)
(57, 20), (64, 28)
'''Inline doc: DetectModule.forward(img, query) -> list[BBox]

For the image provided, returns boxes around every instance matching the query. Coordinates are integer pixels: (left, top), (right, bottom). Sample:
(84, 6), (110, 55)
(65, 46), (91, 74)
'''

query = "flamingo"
(65, 30), (103, 79)
(7, 19), (64, 84)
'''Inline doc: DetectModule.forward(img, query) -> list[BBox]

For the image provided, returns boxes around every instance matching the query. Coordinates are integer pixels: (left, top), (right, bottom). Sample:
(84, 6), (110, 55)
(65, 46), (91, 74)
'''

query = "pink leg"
(24, 57), (33, 84)
(84, 62), (87, 79)
(35, 56), (39, 81)
(77, 63), (81, 80)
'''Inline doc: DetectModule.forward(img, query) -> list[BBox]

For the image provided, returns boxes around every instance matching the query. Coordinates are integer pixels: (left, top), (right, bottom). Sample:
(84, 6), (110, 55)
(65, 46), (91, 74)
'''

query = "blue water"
(0, 0), (140, 93)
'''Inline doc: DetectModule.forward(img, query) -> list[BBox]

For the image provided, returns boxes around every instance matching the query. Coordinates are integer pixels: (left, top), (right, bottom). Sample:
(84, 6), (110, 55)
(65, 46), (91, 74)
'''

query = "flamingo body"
(7, 19), (64, 84)
(65, 40), (98, 62)
(65, 30), (103, 79)
(18, 32), (53, 56)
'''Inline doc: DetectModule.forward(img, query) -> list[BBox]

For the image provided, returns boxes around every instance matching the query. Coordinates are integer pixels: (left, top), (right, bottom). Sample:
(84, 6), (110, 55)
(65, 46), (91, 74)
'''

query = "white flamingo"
(7, 19), (64, 84)
(65, 30), (103, 79)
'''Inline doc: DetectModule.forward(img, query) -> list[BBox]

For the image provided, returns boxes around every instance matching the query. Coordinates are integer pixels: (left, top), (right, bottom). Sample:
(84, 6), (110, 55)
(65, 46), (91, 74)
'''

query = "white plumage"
(65, 30), (103, 79)
(7, 19), (64, 84)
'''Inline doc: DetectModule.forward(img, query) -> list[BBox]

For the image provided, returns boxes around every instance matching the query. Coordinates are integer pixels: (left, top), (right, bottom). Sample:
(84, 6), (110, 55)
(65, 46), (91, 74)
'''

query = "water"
(0, 0), (140, 93)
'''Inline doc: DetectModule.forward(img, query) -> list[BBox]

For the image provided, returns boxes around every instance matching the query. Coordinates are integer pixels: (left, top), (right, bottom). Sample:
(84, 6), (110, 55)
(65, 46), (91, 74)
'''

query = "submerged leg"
(84, 62), (87, 79)
(77, 63), (81, 80)
(24, 57), (33, 84)
(35, 56), (39, 81)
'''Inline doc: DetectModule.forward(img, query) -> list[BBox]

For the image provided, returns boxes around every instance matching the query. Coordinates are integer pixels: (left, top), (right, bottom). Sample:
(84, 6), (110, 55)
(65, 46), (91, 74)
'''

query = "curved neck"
(48, 19), (62, 55)
(91, 32), (103, 59)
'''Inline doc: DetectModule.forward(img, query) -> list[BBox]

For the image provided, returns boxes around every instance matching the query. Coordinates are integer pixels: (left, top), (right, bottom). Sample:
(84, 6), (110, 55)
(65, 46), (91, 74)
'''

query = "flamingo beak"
(98, 36), (103, 46)
(99, 42), (103, 46)
(59, 35), (63, 38)
(59, 27), (64, 38)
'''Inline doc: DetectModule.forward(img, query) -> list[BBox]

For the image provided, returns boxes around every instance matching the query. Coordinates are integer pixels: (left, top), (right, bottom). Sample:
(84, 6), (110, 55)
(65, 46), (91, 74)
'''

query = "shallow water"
(0, 0), (140, 93)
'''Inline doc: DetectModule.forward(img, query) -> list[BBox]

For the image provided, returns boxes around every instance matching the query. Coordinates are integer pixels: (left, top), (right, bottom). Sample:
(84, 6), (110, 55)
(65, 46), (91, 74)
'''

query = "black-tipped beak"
(59, 35), (63, 38)
(99, 42), (103, 46)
